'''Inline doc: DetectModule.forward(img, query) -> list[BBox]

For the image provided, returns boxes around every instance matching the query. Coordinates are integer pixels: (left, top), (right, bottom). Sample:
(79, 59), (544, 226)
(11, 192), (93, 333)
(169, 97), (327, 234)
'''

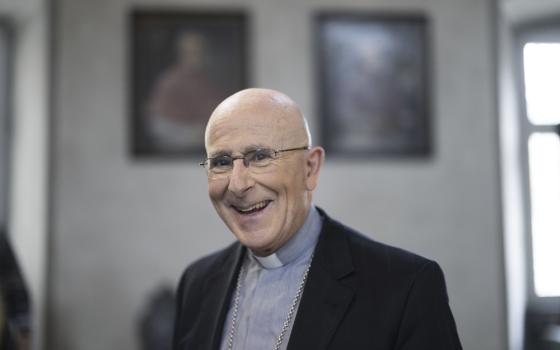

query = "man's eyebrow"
(208, 144), (272, 157)
(208, 149), (232, 158)
(241, 144), (270, 153)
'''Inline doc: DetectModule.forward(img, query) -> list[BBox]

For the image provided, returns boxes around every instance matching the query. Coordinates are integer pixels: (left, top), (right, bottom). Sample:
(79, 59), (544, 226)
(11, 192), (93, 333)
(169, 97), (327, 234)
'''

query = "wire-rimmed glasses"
(200, 146), (309, 178)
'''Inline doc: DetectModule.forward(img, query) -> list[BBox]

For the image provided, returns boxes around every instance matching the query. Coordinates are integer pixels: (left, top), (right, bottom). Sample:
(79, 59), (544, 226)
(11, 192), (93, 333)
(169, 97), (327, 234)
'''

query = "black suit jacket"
(173, 209), (462, 349)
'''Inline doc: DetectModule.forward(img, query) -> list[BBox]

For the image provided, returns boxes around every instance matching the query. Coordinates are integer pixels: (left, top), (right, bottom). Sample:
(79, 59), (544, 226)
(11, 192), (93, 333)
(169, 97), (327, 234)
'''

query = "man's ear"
(304, 146), (325, 191)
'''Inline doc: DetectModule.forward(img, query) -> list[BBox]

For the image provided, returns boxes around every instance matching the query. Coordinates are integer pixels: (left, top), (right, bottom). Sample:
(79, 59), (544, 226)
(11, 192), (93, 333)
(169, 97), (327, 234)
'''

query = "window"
(522, 42), (560, 298)
(520, 37), (560, 300)
(516, 19), (560, 350)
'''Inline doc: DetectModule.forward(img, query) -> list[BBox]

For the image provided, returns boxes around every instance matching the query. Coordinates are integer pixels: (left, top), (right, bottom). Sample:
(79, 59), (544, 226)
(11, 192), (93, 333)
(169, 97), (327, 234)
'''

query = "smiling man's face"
(204, 89), (322, 256)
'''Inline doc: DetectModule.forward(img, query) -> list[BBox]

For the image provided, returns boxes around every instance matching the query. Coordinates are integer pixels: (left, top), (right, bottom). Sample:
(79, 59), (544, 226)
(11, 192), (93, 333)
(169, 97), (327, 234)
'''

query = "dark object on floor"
(0, 229), (32, 350)
(138, 285), (175, 350)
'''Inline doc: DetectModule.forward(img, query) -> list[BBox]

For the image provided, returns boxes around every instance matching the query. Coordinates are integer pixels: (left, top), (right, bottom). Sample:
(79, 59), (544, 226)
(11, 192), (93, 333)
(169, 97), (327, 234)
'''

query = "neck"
(251, 205), (310, 257)
(249, 205), (321, 268)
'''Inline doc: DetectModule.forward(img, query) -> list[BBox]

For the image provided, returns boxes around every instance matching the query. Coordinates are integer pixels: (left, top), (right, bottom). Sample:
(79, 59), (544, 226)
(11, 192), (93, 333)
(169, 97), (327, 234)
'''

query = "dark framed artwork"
(130, 10), (248, 157)
(316, 14), (431, 157)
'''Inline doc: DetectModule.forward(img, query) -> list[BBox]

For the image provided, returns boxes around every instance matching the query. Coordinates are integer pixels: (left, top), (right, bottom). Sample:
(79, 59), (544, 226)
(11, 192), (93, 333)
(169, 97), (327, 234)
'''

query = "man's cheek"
(208, 183), (224, 201)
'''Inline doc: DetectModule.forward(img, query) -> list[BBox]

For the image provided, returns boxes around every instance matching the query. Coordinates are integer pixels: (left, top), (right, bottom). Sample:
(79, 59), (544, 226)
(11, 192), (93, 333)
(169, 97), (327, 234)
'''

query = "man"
(173, 88), (462, 350)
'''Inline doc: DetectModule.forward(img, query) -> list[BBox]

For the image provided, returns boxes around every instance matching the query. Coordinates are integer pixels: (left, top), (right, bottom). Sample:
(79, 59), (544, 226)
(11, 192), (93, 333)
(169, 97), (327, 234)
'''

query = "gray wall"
(50, 0), (506, 349)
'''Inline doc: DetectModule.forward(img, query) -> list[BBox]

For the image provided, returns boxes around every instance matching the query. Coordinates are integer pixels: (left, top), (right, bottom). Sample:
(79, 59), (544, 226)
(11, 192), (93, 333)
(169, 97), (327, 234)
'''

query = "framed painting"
(316, 13), (431, 157)
(130, 10), (248, 157)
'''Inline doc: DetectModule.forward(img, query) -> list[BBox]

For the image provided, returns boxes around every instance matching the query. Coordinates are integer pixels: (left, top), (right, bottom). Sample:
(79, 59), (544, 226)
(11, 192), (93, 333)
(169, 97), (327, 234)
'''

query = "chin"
(232, 228), (275, 253)
(237, 231), (270, 249)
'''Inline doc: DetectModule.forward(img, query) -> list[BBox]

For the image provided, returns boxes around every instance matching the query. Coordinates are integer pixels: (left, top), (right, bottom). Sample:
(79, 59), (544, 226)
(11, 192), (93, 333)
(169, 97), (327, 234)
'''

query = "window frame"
(0, 19), (13, 233)
(514, 17), (560, 311)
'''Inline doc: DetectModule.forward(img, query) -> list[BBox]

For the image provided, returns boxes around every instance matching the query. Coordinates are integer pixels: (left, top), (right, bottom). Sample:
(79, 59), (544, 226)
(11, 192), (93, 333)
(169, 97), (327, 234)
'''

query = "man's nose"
(227, 158), (254, 196)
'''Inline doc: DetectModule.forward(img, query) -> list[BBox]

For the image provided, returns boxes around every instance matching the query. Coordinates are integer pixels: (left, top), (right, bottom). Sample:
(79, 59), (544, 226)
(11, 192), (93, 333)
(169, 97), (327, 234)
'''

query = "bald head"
(205, 88), (311, 153)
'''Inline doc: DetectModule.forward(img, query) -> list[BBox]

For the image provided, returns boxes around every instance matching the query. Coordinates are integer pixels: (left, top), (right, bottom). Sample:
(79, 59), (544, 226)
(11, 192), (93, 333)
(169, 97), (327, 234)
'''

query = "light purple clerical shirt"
(220, 206), (322, 350)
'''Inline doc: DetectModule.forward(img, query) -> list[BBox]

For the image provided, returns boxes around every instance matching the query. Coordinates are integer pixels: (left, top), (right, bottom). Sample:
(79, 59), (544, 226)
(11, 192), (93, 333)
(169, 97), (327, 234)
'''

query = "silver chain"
(227, 253), (314, 350)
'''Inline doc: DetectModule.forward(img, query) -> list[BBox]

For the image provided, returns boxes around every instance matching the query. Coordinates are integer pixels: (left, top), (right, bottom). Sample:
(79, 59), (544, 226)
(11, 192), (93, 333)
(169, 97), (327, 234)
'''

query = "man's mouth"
(232, 200), (272, 215)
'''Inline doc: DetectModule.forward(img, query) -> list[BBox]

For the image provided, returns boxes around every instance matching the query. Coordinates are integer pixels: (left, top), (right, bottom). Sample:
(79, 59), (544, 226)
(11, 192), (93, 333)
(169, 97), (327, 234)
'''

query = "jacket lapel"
(287, 213), (356, 349)
(197, 243), (245, 350)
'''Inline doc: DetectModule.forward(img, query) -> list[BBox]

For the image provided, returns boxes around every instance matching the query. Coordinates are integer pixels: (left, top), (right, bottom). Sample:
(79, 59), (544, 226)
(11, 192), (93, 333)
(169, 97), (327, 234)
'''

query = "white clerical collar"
(253, 253), (284, 269)
(250, 206), (322, 269)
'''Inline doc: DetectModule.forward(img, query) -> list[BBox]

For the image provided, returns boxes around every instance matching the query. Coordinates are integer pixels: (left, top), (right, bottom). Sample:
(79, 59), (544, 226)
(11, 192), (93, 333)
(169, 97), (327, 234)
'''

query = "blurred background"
(0, 0), (559, 349)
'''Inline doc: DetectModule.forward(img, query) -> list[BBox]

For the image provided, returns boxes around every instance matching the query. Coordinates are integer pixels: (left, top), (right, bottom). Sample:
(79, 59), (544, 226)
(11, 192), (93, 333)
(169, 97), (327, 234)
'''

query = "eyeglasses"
(200, 146), (310, 177)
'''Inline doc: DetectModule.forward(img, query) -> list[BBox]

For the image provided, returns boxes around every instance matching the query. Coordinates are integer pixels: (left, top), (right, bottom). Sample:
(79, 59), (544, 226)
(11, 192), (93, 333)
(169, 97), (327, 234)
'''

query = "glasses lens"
(247, 149), (275, 168)
(209, 156), (233, 173)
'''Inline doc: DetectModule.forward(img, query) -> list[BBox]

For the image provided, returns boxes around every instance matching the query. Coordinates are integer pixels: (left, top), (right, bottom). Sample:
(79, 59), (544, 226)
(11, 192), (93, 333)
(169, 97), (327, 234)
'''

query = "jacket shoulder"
(177, 241), (240, 288)
(315, 210), (462, 349)
(322, 213), (436, 277)
(173, 242), (243, 349)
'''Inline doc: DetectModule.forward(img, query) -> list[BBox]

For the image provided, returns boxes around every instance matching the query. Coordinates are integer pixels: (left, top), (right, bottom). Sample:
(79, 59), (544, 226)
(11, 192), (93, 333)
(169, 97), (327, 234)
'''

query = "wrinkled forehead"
(205, 107), (293, 155)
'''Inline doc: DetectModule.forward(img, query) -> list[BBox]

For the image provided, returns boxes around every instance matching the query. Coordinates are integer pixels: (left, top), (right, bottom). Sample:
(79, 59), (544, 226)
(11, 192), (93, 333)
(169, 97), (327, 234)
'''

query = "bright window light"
(528, 133), (560, 297)
(523, 43), (560, 125)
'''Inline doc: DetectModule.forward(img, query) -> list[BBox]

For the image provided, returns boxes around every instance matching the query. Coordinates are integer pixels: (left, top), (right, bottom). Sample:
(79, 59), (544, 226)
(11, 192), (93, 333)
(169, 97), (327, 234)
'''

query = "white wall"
(50, 0), (506, 349)
(1, 0), (49, 349)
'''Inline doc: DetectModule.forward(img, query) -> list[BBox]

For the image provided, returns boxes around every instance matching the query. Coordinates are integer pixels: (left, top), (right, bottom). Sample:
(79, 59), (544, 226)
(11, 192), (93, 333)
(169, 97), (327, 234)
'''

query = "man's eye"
(211, 157), (232, 168)
(252, 149), (273, 162)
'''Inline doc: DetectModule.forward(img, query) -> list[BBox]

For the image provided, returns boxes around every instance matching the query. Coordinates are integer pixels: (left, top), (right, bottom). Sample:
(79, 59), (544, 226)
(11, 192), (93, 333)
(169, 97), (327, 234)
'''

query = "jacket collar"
(197, 243), (245, 350)
(287, 207), (356, 349)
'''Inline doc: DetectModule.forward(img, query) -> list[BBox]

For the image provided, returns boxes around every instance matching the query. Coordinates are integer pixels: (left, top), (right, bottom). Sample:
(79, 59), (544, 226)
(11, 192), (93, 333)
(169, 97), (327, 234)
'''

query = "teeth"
(237, 201), (268, 213)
